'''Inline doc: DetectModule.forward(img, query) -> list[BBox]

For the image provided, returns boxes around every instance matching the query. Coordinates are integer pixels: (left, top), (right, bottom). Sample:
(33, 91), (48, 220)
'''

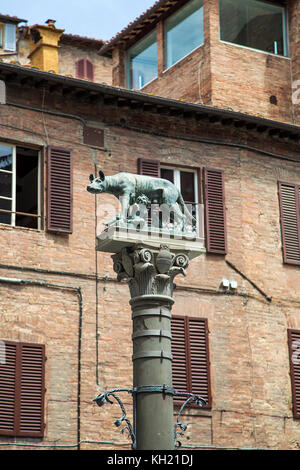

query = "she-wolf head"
(87, 170), (106, 194)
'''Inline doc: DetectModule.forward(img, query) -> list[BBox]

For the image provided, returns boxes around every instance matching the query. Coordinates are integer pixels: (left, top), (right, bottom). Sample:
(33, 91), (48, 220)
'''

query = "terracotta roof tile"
(0, 13), (27, 24)
(99, 0), (179, 55)
(60, 33), (104, 49)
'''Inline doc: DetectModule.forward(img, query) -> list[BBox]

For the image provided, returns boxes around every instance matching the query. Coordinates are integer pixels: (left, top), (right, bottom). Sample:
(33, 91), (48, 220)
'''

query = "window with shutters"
(0, 143), (41, 229)
(138, 158), (200, 230)
(171, 316), (211, 408)
(138, 159), (226, 249)
(288, 330), (300, 419)
(47, 146), (73, 234)
(160, 166), (199, 226)
(0, 341), (45, 437)
(76, 58), (94, 81)
(278, 182), (300, 265)
(0, 23), (16, 52)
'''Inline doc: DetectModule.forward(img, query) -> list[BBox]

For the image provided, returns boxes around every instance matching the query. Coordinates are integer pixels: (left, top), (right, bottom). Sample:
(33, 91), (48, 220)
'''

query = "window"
(76, 58), (94, 81)
(165, 0), (204, 69)
(0, 341), (45, 437)
(278, 182), (300, 265)
(288, 330), (300, 419)
(171, 316), (211, 407)
(219, 0), (288, 57)
(0, 24), (3, 49)
(127, 30), (158, 90)
(161, 166), (199, 222)
(0, 23), (17, 52)
(138, 159), (227, 251)
(0, 144), (41, 229)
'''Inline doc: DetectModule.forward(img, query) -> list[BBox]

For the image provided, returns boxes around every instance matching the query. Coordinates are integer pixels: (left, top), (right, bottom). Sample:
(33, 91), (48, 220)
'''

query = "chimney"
(28, 20), (64, 73)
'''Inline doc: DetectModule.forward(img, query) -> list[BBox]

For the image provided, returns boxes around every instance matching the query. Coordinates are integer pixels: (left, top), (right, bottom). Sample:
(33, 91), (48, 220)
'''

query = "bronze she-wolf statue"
(87, 171), (195, 228)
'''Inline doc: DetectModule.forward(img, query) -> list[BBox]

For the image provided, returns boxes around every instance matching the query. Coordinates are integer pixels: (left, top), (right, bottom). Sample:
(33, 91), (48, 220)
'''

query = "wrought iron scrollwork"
(93, 388), (136, 448)
(173, 392), (206, 448)
(93, 386), (206, 449)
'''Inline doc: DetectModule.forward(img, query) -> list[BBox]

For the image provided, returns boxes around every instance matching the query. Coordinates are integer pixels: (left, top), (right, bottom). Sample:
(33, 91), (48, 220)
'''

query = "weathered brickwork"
(112, 0), (299, 125)
(58, 45), (113, 85)
(0, 71), (300, 450)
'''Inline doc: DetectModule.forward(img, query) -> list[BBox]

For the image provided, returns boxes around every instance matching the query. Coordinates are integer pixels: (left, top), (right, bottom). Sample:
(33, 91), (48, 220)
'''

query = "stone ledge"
(96, 225), (206, 260)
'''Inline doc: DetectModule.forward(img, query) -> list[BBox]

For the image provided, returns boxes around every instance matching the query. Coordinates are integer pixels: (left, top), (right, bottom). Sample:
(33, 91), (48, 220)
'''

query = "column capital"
(112, 244), (189, 299)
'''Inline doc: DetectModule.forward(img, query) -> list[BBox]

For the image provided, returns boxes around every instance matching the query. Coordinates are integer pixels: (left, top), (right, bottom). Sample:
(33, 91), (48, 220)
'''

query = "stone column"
(112, 244), (189, 450)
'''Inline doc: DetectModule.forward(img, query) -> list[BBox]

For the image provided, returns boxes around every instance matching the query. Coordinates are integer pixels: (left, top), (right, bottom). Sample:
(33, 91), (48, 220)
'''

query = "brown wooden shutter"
(138, 158), (160, 225)
(76, 59), (94, 81)
(171, 316), (211, 408)
(171, 316), (188, 399)
(47, 146), (73, 234)
(0, 341), (45, 437)
(19, 343), (45, 437)
(86, 59), (94, 81)
(278, 182), (300, 265)
(138, 158), (160, 177)
(188, 317), (211, 407)
(203, 168), (227, 254)
(76, 59), (85, 79)
(288, 330), (300, 419)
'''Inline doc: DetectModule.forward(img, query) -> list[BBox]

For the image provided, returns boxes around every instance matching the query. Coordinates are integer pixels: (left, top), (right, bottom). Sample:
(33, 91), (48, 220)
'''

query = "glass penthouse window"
(219, 0), (288, 56)
(165, 0), (204, 69)
(127, 30), (158, 90)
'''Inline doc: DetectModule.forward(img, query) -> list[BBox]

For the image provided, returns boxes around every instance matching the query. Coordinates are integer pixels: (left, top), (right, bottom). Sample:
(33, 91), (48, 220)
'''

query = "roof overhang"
(98, 0), (182, 56)
(0, 13), (27, 24)
(98, 0), (289, 56)
(0, 62), (299, 142)
(59, 33), (104, 50)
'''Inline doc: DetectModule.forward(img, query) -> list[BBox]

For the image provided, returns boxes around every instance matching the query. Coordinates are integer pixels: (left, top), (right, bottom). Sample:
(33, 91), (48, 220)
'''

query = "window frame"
(164, 0), (204, 71)
(4, 23), (17, 52)
(161, 165), (201, 234)
(160, 165), (200, 206)
(126, 28), (158, 90)
(0, 142), (42, 230)
(0, 24), (4, 49)
(218, 0), (289, 58)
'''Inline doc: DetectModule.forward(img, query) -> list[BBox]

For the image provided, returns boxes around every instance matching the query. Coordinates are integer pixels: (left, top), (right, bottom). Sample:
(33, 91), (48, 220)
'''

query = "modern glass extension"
(165, 0), (204, 69)
(127, 30), (158, 90)
(219, 0), (288, 57)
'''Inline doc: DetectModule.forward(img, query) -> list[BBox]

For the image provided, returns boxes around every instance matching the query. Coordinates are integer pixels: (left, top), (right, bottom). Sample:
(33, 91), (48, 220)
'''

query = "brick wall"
(112, 0), (299, 125)
(59, 45), (113, 85)
(0, 76), (300, 449)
